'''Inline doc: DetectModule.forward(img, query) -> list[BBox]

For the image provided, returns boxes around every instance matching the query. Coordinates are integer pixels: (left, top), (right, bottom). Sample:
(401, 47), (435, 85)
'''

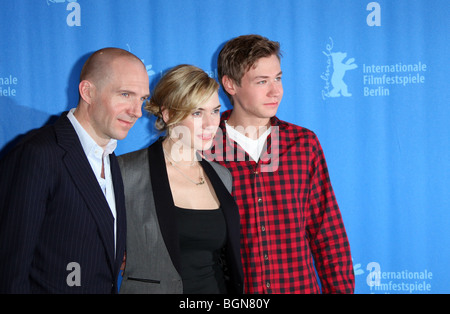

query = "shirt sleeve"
(305, 133), (355, 293)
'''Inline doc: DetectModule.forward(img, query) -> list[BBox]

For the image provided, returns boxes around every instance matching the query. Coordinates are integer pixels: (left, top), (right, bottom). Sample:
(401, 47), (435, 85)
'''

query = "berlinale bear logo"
(321, 38), (358, 99)
(329, 52), (358, 97)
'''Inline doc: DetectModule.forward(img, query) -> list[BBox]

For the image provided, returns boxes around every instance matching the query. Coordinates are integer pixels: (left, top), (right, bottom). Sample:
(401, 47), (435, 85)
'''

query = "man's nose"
(268, 82), (282, 97)
(129, 100), (143, 118)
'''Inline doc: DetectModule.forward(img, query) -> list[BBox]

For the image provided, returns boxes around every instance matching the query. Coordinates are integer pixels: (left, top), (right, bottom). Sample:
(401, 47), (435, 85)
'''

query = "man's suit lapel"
(110, 154), (126, 273)
(53, 113), (116, 272)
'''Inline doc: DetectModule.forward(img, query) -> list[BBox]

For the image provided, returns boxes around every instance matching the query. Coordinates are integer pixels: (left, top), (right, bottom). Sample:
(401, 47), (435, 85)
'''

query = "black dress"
(176, 206), (227, 294)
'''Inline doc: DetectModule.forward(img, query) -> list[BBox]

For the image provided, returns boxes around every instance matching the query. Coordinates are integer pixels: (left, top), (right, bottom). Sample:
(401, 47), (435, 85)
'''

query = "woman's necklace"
(163, 147), (205, 186)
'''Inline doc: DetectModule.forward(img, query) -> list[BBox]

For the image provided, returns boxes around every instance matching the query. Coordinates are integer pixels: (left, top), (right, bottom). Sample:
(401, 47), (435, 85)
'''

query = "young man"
(0, 48), (150, 293)
(206, 34), (355, 293)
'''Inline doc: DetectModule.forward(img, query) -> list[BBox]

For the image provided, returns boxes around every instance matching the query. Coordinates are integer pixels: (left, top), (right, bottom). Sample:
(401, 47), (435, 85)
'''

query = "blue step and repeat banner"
(1, 1), (449, 294)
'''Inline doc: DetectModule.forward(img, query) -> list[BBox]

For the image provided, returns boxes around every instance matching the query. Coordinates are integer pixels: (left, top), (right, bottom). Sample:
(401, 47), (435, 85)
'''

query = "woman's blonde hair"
(145, 64), (219, 132)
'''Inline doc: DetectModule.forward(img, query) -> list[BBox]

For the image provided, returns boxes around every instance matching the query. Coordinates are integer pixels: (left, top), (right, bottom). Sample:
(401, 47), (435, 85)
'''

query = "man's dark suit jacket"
(0, 113), (126, 293)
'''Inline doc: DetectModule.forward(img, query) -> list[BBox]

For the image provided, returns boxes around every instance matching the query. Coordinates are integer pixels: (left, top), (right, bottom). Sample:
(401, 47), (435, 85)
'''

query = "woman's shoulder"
(206, 159), (231, 176)
(118, 147), (148, 166)
(204, 159), (232, 192)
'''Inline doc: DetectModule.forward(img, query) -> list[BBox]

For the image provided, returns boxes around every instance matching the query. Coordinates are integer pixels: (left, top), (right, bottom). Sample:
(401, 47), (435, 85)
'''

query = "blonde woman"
(118, 65), (243, 294)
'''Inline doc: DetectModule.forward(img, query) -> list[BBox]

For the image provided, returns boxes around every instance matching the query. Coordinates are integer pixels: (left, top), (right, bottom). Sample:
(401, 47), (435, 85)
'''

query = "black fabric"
(177, 207), (227, 294)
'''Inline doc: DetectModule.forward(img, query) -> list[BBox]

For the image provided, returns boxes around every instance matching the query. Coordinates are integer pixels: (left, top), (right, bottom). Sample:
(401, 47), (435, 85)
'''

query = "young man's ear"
(222, 75), (237, 96)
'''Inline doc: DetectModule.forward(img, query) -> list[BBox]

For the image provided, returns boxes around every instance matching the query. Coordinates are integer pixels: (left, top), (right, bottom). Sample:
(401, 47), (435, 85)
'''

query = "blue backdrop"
(1, 0), (449, 294)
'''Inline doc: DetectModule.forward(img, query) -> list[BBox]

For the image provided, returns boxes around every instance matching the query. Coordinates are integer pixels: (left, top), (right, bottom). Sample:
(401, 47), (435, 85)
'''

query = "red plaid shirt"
(204, 110), (355, 293)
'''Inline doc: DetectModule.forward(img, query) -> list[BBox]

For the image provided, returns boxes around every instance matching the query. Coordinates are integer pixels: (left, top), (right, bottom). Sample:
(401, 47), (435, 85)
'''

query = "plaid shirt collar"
(215, 110), (290, 167)
(219, 109), (290, 131)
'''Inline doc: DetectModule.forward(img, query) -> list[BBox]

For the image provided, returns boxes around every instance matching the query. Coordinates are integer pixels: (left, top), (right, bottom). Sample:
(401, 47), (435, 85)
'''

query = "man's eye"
(122, 93), (129, 97)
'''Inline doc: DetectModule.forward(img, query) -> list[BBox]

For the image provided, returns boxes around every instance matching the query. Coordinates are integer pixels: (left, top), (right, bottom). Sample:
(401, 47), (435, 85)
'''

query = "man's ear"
(222, 75), (237, 96)
(79, 80), (94, 105)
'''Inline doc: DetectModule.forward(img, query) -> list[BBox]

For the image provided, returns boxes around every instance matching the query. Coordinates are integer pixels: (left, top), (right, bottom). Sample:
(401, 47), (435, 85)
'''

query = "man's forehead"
(246, 60), (281, 78)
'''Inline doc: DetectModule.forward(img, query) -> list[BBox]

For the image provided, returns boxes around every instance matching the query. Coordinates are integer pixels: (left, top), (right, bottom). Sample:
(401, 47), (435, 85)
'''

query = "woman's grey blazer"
(117, 139), (243, 294)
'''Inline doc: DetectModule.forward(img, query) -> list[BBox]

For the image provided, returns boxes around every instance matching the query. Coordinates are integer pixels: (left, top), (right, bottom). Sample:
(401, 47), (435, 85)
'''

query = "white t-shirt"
(225, 121), (271, 162)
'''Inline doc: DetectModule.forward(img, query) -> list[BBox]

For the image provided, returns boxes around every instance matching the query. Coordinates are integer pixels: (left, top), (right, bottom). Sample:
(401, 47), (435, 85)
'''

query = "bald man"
(0, 48), (150, 294)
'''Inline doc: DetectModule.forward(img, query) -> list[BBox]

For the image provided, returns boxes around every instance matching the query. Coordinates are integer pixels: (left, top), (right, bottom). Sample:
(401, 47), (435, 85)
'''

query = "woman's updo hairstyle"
(145, 64), (219, 132)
